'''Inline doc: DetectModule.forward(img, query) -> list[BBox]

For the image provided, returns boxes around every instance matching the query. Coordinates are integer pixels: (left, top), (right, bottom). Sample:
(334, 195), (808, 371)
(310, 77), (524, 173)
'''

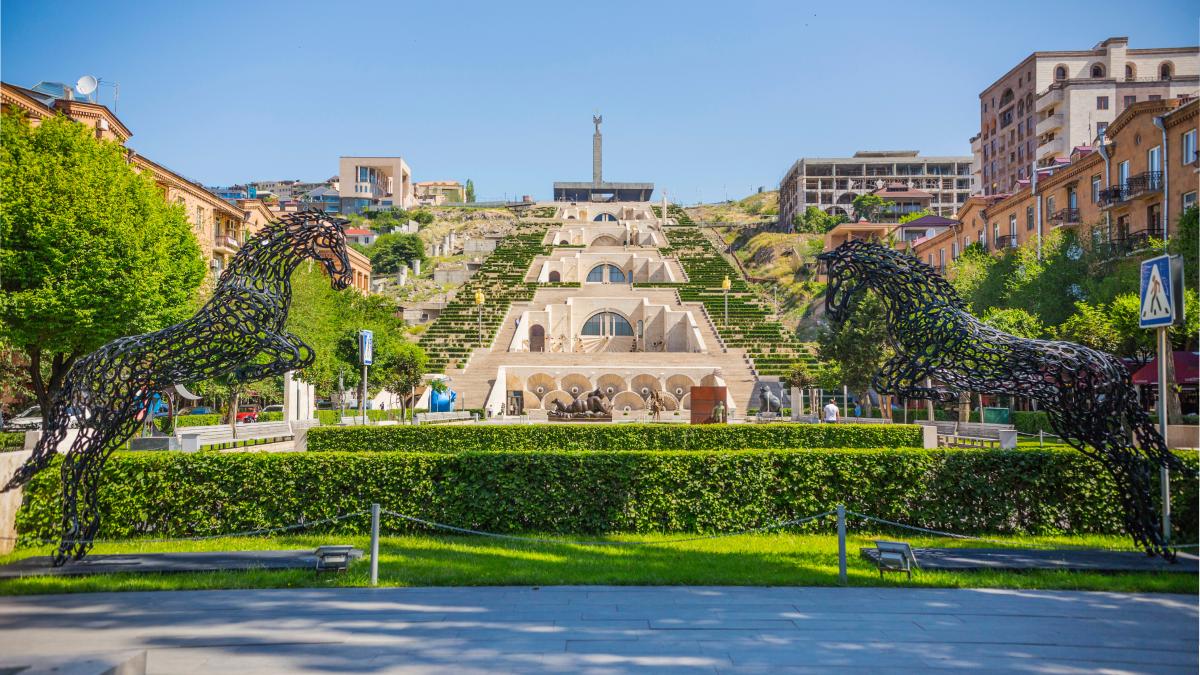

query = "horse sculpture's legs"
(55, 414), (140, 564)
(230, 332), (315, 383)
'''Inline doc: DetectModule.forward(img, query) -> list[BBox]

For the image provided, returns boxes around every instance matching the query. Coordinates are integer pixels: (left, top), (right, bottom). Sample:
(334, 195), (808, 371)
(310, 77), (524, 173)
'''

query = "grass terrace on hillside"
(418, 224), (550, 371)
(643, 226), (816, 376)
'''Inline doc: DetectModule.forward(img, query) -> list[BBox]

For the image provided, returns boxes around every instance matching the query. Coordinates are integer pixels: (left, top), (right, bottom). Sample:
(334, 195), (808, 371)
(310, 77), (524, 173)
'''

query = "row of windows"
(580, 312), (635, 337)
(1054, 61), (1175, 81)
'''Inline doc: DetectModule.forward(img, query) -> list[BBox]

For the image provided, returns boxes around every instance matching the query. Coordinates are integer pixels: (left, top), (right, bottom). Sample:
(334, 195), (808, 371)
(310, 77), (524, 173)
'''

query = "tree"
(784, 362), (816, 390)
(791, 206), (846, 234)
(369, 233), (426, 274)
(411, 210), (435, 226)
(377, 342), (427, 418)
(818, 290), (891, 417)
(0, 112), (206, 415)
(981, 307), (1044, 339)
(1053, 301), (1118, 353)
(898, 209), (932, 225)
(464, 179), (476, 203)
(851, 193), (886, 222)
(1170, 206), (1198, 279)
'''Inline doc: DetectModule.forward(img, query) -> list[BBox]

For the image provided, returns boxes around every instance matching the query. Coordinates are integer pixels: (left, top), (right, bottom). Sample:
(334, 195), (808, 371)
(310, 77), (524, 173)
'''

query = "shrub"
(1, 431), (24, 452)
(14, 449), (1197, 543)
(306, 423), (925, 453)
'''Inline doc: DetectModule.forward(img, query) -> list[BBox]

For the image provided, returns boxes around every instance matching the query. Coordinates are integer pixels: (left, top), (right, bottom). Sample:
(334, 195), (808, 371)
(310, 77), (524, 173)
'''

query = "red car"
(235, 405), (260, 423)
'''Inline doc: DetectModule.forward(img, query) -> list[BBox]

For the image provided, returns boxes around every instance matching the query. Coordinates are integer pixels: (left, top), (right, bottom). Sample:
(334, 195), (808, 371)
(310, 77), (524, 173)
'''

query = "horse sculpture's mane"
(817, 239), (1185, 559)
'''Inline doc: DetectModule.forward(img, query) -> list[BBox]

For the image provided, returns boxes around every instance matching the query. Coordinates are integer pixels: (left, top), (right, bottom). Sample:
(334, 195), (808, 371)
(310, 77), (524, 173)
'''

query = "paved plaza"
(0, 586), (1196, 673)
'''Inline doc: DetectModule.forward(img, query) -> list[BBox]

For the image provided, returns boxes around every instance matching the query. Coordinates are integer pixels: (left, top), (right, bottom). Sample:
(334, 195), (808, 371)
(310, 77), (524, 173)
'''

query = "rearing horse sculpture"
(818, 240), (1184, 558)
(5, 211), (354, 564)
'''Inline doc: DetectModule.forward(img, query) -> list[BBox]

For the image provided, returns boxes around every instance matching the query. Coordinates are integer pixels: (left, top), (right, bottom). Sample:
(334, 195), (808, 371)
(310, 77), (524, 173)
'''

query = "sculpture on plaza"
(5, 211), (354, 565)
(757, 384), (780, 415)
(549, 388), (612, 419)
(818, 240), (1186, 559)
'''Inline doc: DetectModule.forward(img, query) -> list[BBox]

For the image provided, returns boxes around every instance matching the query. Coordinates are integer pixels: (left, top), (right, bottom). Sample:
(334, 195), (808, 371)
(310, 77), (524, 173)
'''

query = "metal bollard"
(836, 504), (847, 586)
(370, 503), (380, 586)
(1039, 430), (1044, 447)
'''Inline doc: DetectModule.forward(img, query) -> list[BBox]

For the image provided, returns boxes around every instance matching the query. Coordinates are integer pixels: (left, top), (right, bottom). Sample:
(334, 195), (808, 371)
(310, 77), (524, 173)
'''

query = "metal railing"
(1125, 171), (1163, 198)
(994, 235), (1019, 250)
(1048, 208), (1080, 226)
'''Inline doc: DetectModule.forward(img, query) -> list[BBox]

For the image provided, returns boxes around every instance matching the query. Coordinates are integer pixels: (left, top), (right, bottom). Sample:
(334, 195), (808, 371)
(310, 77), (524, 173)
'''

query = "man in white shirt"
(823, 399), (840, 423)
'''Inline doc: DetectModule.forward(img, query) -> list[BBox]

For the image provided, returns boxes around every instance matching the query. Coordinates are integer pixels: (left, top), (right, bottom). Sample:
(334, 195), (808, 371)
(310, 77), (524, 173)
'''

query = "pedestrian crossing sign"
(1139, 254), (1182, 328)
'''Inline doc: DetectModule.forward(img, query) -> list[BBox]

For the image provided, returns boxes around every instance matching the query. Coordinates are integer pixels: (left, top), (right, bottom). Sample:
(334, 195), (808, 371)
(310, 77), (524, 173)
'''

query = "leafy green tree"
(784, 362), (816, 389)
(464, 179), (476, 203)
(369, 232), (426, 274)
(791, 206), (846, 234)
(1170, 206), (1197, 281)
(411, 210), (435, 226)
(818, 290), (891, 416)
(0, 112), (206, 413)
(1053, 301), (1118, 353)
(851, 193), (886, 222)
(981, 307), (1044, 339)
(1108, 293), (1156, 364)
(897, 209), (932, 225)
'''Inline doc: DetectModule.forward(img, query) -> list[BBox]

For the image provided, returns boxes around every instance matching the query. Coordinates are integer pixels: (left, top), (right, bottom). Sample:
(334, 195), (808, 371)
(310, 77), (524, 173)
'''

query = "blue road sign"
(360, 329), (374, 365)
(1139, 254), (1182, 329)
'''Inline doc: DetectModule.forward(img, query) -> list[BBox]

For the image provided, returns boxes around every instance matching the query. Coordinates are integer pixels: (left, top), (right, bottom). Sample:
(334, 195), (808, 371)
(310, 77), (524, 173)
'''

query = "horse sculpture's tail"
(4, 397), (71, 491)
(1116, 394), (1189, 559)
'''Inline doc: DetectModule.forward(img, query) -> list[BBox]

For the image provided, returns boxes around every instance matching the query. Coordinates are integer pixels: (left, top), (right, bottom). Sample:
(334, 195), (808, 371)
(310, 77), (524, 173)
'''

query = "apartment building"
(778, 151), (973, 230)
(918, 97), (1198, 267)
(975, 36), (1198, 196)
(0, 81), (263, 279)
(338, 156), (414, 214)
(414, 180), (464, 205)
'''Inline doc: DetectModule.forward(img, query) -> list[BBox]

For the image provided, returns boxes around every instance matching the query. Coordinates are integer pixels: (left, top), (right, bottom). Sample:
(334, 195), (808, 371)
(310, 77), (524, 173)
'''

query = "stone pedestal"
(283, 371), (315, 422)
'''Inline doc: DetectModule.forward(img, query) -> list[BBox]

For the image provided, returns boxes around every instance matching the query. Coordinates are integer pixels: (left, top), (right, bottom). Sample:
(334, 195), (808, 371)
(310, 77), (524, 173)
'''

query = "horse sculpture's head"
(817, 239), (962, 324)
(289, 212), (354, 290)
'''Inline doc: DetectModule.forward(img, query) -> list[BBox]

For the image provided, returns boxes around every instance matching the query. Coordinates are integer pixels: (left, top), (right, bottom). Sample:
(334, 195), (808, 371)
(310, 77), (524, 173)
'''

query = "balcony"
(994, 235), (1019, 250)
(213, 234), (240, 253)
(1036, 87), (1063, 112)
(1125, 171), (1163, 199)
(1036, 136), (1066, 160)
(1098, 226), (1164, 257)
(1048, 208), (1080, 227)
(1098, 185), (1127, 207)
(1035, 113), (1064, 137)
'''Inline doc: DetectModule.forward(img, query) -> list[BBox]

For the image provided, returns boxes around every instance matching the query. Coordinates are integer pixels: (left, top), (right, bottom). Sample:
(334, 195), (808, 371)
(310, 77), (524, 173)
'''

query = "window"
(581, 312), (633, 337)
(586, 264), (625, 283)
(1160, 62), (1173, 80)
(951, 242), (959, 259)
(1090, 64), (1105, 78)
(1067, 186), (1077, 210)
(991, 222), (999, 242)
(1125, 63), (1135, 79)
(1091, 175), (1102, 203)
(1183, 130), (1198, 164)
(1148, 146), (1161, 172)
(938, 249), (945, 269)
(1148, 94), (1162, 101)
(1026, 205), (1035, 230)
(1096, 96), (1109, 110)
(1055, 65), (1067, 80)
(1047, 196), (1056, 216)
(1118, 160), (1130, 185)
(1123, 95), (1136, 108)
(1184, 191), (1197, 211)
(1008, 214), (1017, 236)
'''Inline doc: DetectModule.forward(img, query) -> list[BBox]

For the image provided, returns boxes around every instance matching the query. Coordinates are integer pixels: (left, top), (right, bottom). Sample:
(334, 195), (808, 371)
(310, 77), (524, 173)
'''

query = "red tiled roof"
(345, 228), (374, 236)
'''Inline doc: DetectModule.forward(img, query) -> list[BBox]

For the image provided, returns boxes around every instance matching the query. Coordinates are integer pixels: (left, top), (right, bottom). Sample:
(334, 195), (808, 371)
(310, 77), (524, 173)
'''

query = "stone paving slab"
(860, 546), (1199, 572)
(0, 549), (362, 578)
(0, 586), (1194, 673)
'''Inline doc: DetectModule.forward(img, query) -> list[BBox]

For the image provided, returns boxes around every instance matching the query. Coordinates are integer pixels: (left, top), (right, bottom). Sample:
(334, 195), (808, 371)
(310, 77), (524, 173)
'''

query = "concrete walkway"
(0, 586), (1195, 673)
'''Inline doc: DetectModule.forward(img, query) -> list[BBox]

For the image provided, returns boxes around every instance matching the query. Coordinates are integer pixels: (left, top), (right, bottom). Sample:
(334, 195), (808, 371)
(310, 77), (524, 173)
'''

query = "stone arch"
(596, 373), (628, 398)
(542, 390), (574, 410)
(529, 324), (545, 352)
(1160, 61), (1174, 80)
(1054, 64), (1068, 81)
(527, 373), (557, 399)
(826, 206), (849, 219)
(1125, 62), (1136, 79)
(999, 88), (1014, 107)
(548, 270), (561, 282)
(593, 212), (618, 222)
(581, 310), (634, 336)
(631, 374), (662, 399)
(1090, 62), (1105, 78)
(586, 263), (626, 283)
(665, 374), (697, 399)
(561, 374), (592, 398)
(612, 391), (646, 412)
(590, 234), (622, 246)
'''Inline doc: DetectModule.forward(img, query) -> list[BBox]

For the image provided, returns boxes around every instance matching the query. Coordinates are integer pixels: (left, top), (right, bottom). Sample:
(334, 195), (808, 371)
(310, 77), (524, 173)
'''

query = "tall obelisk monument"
(592, 114), (603, 185)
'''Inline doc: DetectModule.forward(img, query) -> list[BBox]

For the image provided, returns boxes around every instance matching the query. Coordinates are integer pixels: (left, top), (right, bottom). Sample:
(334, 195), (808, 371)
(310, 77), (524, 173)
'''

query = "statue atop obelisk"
(592, 114), (603, 185)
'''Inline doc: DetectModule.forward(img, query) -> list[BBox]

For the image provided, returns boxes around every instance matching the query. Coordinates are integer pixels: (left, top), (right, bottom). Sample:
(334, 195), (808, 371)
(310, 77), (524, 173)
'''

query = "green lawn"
(1, 531), (1193, 595)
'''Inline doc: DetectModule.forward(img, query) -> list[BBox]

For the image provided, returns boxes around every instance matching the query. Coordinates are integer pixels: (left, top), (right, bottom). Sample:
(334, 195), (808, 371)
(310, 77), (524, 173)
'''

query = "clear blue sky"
(3, 0), (1196, 203)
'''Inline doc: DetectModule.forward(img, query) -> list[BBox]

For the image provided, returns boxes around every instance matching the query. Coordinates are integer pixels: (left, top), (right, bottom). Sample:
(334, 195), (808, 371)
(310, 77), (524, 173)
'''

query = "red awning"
(1131, 351), (1199, 386)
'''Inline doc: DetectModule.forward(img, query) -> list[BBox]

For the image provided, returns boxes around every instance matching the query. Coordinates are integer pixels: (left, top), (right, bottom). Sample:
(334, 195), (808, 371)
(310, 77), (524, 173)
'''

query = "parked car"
(4, 405), (82, 431)
(316, 399), (335, 410)
(180, 406), (216, 416)
(236, 405), (260, 423)
(261, 404), (284, 414)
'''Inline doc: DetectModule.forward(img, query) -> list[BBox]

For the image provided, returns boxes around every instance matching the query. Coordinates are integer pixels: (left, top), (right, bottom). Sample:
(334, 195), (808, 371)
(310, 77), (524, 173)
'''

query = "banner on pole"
(359, 329), (374, 365)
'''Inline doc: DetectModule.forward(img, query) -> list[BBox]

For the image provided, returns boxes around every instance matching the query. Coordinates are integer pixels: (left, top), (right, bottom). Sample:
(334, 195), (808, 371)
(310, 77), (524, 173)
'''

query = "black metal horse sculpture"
(5, 211), (353, 564)
(818, 240), (1184, 558)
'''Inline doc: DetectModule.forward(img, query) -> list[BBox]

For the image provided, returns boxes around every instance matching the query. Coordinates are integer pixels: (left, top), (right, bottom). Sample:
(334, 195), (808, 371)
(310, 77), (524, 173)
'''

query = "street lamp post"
(474, 290), (485, 346)
(721, 275), (731, 326)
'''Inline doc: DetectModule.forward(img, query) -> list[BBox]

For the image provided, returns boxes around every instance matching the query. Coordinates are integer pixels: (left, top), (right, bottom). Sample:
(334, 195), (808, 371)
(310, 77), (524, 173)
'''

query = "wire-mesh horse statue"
(817, 240), (1184, 558)
(5, 211), (353, 564)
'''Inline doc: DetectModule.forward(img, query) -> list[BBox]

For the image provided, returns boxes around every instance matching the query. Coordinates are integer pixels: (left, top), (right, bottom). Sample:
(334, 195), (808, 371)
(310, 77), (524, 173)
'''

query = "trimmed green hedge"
(15, 449), (1197, 543)
(1, 431), (24, 452)
(306, 423), (925, 453)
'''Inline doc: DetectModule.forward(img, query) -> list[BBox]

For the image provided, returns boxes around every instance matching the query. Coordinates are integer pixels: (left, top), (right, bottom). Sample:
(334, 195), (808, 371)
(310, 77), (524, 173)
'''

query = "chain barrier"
(380, 508), (836, 547)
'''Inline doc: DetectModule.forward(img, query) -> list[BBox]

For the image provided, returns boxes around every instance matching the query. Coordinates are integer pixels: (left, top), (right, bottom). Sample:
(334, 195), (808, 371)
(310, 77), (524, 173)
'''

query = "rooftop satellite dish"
(75, 75), (98, 97)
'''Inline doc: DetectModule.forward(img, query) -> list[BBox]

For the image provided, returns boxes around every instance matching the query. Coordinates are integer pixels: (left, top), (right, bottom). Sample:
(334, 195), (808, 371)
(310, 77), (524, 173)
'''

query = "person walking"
(823, 398), (840, 423)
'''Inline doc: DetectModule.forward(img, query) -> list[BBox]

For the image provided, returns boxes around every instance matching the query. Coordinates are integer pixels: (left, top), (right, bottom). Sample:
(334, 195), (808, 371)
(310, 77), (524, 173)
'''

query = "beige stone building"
(338, 156), (413, 214)
(975, 36), (1198, 196)
(414, 180), (464, 205)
